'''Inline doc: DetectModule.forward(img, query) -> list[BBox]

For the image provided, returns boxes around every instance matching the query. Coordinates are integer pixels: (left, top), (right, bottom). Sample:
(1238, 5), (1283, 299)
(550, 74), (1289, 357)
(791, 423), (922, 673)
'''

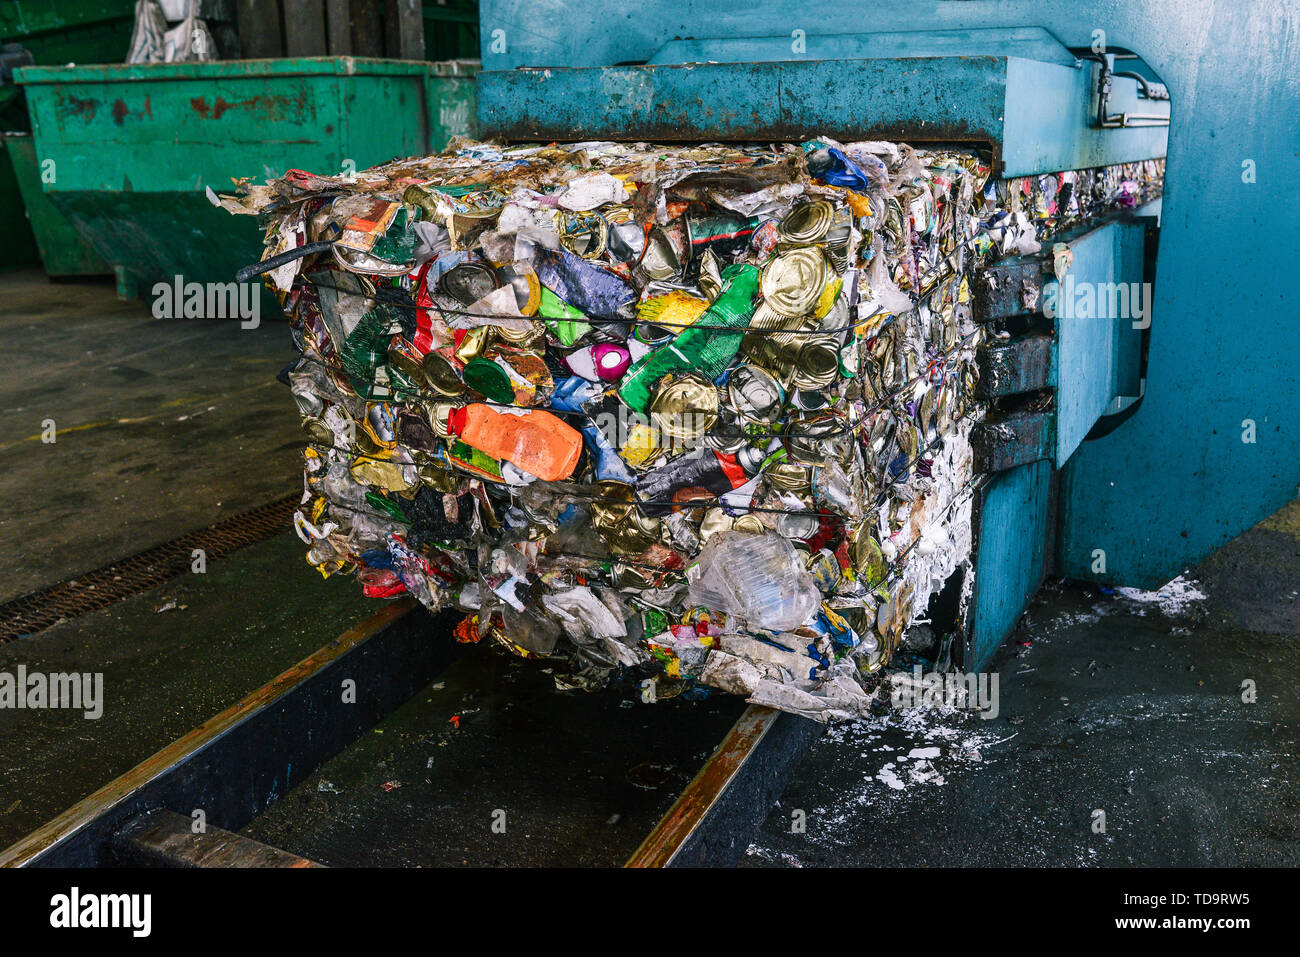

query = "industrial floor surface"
(1, 271), (1296, 865)
(0, 270), (304, 601)
(743, 508), (1300, 867)
(239, 646), (747, 867)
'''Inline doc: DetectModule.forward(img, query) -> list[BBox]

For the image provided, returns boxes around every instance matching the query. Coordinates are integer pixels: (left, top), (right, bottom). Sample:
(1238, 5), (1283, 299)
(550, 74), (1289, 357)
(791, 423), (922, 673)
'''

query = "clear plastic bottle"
(687, 530), (822, 632)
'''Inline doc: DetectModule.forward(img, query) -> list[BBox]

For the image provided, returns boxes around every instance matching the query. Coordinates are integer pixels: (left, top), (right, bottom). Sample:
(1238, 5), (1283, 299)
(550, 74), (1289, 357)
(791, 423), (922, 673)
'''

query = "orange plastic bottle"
(447, 404), (583, 482)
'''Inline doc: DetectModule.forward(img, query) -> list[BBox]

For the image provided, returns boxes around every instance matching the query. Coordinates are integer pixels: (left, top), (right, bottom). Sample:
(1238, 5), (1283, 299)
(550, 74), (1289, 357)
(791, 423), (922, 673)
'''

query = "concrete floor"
(744, 504), (1300, 867)
(0, 270), (304, 601)
(0, 532), (382, 849)
(0, 271), (381, 848)
(0, 271), (1295, 866)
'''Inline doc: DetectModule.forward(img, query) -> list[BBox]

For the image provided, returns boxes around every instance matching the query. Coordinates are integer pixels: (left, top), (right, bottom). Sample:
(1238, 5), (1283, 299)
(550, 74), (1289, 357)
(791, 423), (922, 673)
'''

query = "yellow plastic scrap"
(350, 456), (417, 492)
(812, 276), (843, 319)
(823, 185), (873, 219)
(636, 291), (710, 332)
(620, 420), (659, 469)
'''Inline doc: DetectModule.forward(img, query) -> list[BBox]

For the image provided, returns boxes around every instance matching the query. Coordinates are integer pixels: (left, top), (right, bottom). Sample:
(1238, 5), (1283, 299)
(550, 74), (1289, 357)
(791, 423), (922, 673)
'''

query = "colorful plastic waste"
(226, 138), (1163, 722)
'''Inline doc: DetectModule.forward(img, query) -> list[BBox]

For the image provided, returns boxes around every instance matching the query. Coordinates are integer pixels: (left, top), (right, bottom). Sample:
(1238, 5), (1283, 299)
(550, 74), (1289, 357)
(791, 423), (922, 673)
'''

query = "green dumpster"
(0, 1), (135, 67)
(4, 131), (107, 274)
(1, 0), (134, 274)
(14, 56), (477, 298)
(0, 132), (40, 269)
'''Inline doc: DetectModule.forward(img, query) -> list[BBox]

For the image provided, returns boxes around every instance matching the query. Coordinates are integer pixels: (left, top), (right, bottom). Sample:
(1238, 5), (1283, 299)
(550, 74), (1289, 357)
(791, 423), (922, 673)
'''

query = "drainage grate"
(0, 495), (301, 643)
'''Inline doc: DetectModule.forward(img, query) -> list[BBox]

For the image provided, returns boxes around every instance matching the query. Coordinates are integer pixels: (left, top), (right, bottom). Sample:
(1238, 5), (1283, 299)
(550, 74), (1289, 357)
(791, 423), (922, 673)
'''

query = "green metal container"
(1, 0), (135, 273)
(14, 56), (478, 297)
(0, 1), (135, 67)
(0, 133), (40, 269)
(3, 131), (107, 274)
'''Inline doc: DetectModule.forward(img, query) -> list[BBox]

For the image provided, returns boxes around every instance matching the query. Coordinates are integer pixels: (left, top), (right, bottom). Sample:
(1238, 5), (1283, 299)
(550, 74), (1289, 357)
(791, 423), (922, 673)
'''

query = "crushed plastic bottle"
(686, 530), (822, 633)
(446, 404), (582, 482)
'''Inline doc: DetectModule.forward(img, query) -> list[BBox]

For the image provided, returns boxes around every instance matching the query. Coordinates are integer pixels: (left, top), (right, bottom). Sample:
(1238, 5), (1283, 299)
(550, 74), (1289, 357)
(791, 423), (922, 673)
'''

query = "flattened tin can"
(650, 375), (719, 442)
(760, 246), (830, 318)
(777, 199), (833, 245)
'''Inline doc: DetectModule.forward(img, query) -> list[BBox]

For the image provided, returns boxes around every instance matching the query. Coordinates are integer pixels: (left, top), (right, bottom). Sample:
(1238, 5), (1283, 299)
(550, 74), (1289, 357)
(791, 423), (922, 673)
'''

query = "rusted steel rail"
(1, 603), (819, 868)
(0, 599), (457, 867)
(115, 809), (324, 868)
(626, 705), (821, 867)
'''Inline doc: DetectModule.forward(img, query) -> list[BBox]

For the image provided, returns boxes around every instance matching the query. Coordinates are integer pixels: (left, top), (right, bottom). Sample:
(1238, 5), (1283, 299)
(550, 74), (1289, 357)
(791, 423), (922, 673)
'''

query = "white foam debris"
(1113, 573), (1208, 617)
(906, 759), (945, 787)
(1054, 610), (1105, 627)
(820, 705), (1014, 806)
(876, 763), (907, 790)
(876, 748), (949, 791)
(744, 845), (806, 867)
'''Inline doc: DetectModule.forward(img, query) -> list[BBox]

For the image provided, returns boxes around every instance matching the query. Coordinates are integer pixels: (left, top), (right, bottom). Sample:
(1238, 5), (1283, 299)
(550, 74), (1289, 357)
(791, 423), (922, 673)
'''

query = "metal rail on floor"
(0, 603), (820, 868)
(625, 705), (821, 867)
(0, 599), (451, 867)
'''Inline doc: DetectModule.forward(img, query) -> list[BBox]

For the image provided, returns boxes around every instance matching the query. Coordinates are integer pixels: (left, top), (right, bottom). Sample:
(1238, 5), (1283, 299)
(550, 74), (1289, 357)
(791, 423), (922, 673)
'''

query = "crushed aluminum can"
(791, 334), (843, 390)
(650, 374), (719, 444)
(439, 261), (499, 305)
(760, 246), (831, 318)
(638, 222), (686, 281)
(727, 364), (785, 424)
(777, 199), (834, 245)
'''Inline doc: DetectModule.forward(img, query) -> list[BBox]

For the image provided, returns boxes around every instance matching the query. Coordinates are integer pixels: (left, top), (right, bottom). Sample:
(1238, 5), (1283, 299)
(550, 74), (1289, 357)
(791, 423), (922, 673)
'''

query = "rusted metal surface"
(974, 409), (1056, 473)
(14, 57), (477, 297)
(626, 704), (821, 868)
(976, 333), (1056, 398)
(971, 257), (1048, 321)
(112, 809), (324, 868)
(478, 58), (1004, 169)
(626, 706), (774, 868)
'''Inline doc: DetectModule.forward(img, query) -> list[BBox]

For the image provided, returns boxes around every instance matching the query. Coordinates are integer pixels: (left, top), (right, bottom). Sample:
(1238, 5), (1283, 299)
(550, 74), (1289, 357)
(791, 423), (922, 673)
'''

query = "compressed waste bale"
(224, 139), (1164, 721)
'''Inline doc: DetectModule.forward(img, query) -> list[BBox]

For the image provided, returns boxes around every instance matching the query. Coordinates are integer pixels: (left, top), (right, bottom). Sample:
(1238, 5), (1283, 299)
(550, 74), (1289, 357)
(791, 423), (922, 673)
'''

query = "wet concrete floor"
(743, 504), (1300, 867)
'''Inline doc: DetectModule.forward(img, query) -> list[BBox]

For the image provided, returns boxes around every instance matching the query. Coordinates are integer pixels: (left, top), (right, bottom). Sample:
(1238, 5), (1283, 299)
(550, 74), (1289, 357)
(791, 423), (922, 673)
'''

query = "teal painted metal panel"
(1112, 217), (1153, 401)
(646, 26), (1077, 66)
(969, 461), (1052, 672)
(1048, 218), (1150, 464)
(1002, 57), (1166, 176)
(478, 57), (1009, 156)
(477, 53), (1165, 177)
(478, 0), (1300, 588)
